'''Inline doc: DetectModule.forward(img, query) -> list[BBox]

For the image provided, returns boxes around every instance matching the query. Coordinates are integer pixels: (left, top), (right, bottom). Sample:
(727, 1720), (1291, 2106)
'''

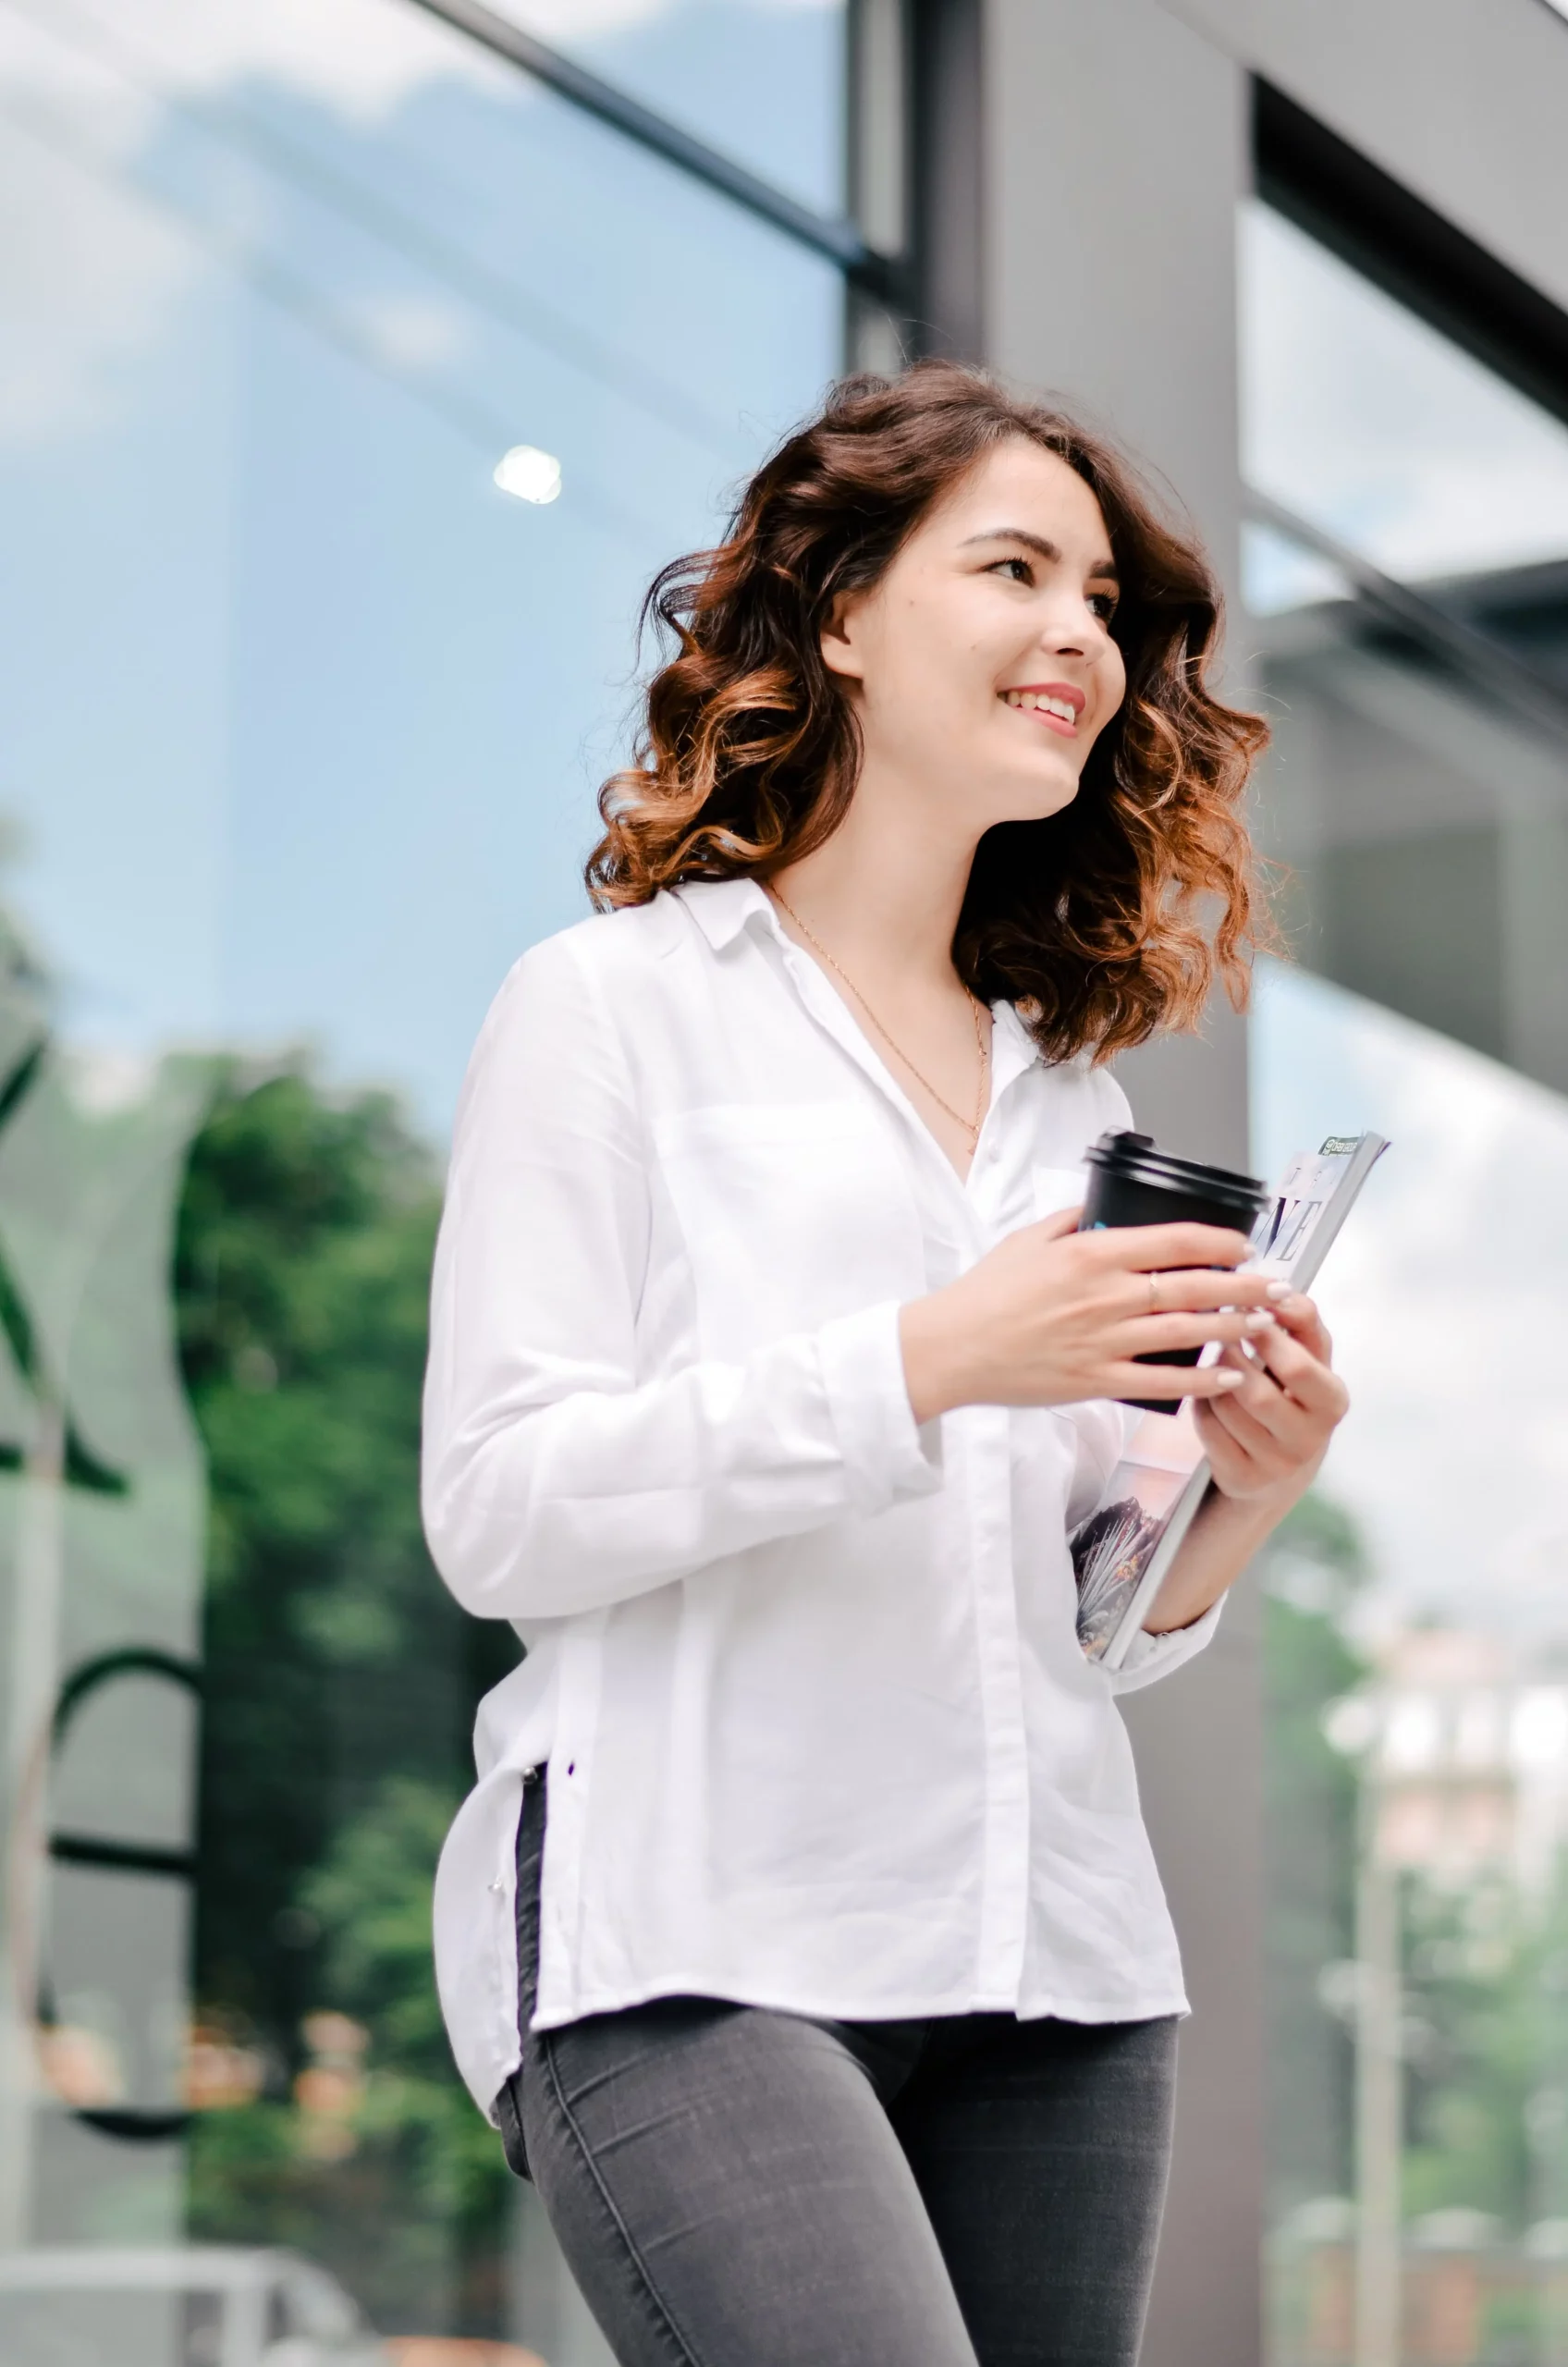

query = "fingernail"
(1217, 1369), (1244, 1389)
(1265, 1282), (1291, 1302)
(1243, 1311), (1272, 1333)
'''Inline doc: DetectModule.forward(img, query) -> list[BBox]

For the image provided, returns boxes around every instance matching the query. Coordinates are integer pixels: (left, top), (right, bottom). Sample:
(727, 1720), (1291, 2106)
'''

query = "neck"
(769, 757), (978, 988)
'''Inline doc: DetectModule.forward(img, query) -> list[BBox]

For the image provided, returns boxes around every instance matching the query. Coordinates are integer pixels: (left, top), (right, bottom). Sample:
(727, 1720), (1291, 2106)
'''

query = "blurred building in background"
(0, 4), (1565, 2364)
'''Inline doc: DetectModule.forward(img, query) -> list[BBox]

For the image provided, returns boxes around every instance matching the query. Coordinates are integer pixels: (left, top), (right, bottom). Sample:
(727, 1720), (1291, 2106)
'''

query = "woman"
(423, 363), (1348, 2367)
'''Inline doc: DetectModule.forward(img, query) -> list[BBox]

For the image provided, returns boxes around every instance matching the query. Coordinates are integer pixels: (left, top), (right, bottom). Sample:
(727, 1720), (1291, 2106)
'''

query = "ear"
(818, 586), (867, 684)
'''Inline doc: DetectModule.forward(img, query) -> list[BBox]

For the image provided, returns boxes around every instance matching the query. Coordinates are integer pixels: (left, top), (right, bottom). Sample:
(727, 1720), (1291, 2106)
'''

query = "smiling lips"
(1002, 681), (1086, 738)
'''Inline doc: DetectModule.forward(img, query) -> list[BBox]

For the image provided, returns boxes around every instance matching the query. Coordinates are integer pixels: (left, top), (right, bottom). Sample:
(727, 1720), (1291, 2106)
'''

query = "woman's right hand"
(898, 1207), (1280, 1423)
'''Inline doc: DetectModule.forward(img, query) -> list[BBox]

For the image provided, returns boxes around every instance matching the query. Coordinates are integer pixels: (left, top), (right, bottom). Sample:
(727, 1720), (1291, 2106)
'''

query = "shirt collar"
(673, 877), (777, 950)
(676, 877), (1046, 1083)
(988, 997), (1044, 1095)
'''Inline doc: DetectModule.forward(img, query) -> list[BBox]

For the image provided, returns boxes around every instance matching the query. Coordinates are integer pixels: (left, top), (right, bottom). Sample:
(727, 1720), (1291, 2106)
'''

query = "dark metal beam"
(1255, 79), (1568, 435)
(404, 0), (908, 304)
(49, 1832), (197, 1883)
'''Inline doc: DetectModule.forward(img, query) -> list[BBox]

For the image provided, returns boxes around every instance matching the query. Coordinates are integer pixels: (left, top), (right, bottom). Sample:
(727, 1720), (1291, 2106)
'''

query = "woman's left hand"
(1191, 1291), (1350, 1512)
(1141, 1292), (1352, 1637)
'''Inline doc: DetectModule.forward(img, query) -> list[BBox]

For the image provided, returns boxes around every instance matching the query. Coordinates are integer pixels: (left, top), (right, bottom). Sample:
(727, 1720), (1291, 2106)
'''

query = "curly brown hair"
(586, 362), (1271, 1061)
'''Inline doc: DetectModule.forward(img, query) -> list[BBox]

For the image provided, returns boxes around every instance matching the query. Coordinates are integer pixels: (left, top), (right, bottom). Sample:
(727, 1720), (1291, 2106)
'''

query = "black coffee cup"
(1079, 1131), (1270, 1411)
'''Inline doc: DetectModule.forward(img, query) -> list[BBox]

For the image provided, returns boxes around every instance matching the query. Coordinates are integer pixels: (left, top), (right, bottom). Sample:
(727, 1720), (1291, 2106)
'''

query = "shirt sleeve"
(421, 936), (940, 1622)
(1104, 1596), (1224, 1693)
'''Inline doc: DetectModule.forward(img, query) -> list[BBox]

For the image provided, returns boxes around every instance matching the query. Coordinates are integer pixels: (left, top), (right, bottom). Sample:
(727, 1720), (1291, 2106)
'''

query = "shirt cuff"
(1107, 1593), (1224, 1694)
(816, 1301), (943, 1516)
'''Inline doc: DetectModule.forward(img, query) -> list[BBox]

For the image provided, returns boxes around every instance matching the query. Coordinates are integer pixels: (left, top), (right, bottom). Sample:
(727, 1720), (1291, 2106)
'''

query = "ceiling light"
(494, 445), (562, 504)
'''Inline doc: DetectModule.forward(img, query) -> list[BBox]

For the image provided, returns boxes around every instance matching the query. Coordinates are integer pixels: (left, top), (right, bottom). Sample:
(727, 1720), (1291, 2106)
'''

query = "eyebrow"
(960, 527), (1120, 583)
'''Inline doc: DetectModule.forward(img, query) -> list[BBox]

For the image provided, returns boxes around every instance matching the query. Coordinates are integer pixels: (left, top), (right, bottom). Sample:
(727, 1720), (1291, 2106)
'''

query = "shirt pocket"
(655, 1101), (925, 1360)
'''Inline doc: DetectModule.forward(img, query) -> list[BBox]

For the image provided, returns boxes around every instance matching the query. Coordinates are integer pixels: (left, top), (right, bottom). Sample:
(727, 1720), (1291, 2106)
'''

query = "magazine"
(1073, 1132), (1389, 1672)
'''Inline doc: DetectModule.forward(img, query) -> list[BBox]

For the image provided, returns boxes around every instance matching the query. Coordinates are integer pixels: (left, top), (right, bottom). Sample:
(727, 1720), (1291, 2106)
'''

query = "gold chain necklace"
(768, 885), (990, 1146)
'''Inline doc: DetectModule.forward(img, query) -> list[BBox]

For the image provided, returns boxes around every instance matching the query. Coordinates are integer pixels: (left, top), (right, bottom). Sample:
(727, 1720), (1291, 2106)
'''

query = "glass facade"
(0, 3), (846, 2360)
(483, 0), (850, 215)
(1243, 201), (1568, 2366)
(1241, 200), (1568, 584)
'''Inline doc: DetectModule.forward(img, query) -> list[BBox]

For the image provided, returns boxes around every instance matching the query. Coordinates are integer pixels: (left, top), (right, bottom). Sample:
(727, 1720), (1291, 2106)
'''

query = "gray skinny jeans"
(495, 1770), (1178, 2367)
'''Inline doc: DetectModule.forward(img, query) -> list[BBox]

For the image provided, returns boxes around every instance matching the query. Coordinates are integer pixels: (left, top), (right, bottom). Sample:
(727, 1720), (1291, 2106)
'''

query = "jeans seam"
(540, 2030), (706, 2367)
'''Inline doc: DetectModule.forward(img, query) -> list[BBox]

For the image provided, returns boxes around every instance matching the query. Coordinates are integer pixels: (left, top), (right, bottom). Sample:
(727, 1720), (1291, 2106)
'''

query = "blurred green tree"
(1261, 1492), (1370, 2220)
(1402, 1864), (1568, 2234)
(175, 1061), (517, 2336)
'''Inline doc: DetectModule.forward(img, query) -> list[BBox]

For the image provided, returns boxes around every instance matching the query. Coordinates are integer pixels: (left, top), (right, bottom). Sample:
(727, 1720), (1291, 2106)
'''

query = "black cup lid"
(1084, 1130), (1268, 1210)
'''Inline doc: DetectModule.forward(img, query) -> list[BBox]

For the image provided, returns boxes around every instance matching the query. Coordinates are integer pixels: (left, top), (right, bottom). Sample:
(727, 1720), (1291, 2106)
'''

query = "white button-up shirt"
(423, 877), (1219, 2120)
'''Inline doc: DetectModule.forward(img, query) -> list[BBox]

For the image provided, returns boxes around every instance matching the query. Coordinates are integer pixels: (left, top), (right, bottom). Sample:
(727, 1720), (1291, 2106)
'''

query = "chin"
(997, 772), (1083, 827)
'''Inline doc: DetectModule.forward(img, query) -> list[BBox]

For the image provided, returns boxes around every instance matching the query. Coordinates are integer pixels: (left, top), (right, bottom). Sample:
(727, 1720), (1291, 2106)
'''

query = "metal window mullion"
(1245, 489), (1568, 746)
(404, 0), (908, 305)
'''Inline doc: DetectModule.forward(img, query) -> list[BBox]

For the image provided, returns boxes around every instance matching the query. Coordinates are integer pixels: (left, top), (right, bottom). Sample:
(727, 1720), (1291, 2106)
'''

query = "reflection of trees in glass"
(1268, 1491), (1568, 2366)
(0, 1032), (130, 1495)
(1263, 1492), (1369, 2220)
(1264, 1497), (1378, 2367)
(1403, 1867), (1568, 2235)
(1386, 1871), (1568, 2363)
(175, 1061), (518, 2337)
(0, 902), (217, 2240)
(1403, 1881), (1534, 2228)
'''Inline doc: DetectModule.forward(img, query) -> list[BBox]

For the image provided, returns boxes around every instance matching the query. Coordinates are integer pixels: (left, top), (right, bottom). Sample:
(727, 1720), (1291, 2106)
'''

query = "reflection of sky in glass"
(1239, 518), (1352, 618)
(1252, 957), (1568, 1656)
(0, 0), (840, 1135)
(480, 0), (847, 214)
(1240, 200), (1568, 585)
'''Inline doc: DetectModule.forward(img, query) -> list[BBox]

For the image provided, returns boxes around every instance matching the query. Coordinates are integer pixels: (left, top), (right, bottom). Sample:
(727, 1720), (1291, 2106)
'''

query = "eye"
(1087, 590), (1120, 621)
(986, 556), (1034, 585)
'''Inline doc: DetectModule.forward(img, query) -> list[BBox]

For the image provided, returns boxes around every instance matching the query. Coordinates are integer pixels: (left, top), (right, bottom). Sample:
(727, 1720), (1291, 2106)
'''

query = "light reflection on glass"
(1240, 199), (1568, 584)
(494, 443), (563, 501)
(1240, 518), (1354, 618)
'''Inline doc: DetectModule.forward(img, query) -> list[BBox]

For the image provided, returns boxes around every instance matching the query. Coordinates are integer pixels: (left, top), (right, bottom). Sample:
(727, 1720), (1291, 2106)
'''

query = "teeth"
(1005, 689), (1077, 724)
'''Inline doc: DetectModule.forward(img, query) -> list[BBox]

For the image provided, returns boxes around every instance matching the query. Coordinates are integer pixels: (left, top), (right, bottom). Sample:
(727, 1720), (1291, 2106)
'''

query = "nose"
(1034, 582), (1110, 658)
(1036, 607), (1103, 661)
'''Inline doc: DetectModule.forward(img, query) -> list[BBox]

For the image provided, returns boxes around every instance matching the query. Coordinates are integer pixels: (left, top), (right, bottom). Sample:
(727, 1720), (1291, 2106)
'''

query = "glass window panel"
(1241, 205), (1568, 1094)
(1241, 199), (1568, 583)
(1256, 962), (1568, 2367)
(0, 0), (839, 1130)
(1245, 532), (1568, 1090)
(1247, 199), (1568, 2367)
(0, 0), (839, 2355)
(1240, 517), (1354, 619)
(484, 0), (849, 215)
